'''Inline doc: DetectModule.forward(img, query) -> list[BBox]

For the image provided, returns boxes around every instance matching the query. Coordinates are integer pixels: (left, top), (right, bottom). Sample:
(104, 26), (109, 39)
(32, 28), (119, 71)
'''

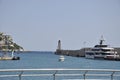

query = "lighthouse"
(57, 40), (61, 50)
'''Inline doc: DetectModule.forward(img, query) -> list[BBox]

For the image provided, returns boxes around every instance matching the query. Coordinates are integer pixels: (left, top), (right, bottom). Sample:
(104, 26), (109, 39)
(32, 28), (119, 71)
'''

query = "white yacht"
(85, 37), (119, 60)
(0, 51), (20, 60)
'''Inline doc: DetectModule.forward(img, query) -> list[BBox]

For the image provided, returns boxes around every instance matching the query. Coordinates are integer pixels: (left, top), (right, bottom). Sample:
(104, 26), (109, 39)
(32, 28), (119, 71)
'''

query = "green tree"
(0, 32), (24, 51)
(0, 32), (4, 41)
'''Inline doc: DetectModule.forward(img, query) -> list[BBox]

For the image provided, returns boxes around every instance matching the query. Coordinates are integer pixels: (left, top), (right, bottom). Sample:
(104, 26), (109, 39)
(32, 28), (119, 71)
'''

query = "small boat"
(59, 55), (65, 62)
(0, 33), (21, 60)
(0, 51), (20, 60)
(85, 36), (119, 60)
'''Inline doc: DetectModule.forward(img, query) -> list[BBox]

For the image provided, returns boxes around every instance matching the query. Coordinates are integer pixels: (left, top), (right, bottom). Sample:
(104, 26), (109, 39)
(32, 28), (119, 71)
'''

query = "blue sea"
(0, 51), (120, 80)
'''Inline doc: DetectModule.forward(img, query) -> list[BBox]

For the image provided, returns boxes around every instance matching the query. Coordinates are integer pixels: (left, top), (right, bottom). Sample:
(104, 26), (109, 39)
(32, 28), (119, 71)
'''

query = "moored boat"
(0, 51), (20, 60)
(0, 33), (22, 60)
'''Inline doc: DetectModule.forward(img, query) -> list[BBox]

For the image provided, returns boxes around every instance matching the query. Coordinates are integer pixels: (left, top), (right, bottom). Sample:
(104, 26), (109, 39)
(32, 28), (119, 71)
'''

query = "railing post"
(53, 71), (58, 80)
(83, 71), (88, 80)
(19, 71), (23, 80)
(111, 71), (115, 80)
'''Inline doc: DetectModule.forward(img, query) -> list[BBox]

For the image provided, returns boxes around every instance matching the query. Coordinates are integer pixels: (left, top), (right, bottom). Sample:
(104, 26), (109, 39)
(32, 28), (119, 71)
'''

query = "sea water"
(0, 51), (120, 80)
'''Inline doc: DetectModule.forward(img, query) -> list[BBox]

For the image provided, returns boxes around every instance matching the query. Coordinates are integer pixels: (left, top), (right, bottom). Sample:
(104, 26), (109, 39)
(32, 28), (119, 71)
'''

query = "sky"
(0, 0), (120, 51)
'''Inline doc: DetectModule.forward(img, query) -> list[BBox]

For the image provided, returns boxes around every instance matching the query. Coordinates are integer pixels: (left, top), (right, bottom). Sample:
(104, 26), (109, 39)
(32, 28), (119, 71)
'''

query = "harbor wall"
(55, 48), (90, 57)
(115, 48), (120, 55)
(55, 48), (120, 57)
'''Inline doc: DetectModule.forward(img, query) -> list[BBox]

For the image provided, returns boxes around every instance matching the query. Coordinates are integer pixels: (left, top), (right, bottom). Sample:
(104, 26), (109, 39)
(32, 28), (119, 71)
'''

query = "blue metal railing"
(0, 69), (120, 80)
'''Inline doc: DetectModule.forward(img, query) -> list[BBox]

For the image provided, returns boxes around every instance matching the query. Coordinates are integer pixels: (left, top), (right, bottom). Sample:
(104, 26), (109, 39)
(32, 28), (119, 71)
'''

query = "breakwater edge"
(55, 40), (120, 60)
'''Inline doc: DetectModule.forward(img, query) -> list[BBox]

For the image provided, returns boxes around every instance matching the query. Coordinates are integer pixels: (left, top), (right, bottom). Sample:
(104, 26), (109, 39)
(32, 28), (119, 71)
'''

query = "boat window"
(94, 45), (108, 47)
(101, 49), (112, 52)
(92, 49), (100, 51)
(95, 53), (101, 55)
(101, 53), (111, 55)
(86, 52), (94, 55)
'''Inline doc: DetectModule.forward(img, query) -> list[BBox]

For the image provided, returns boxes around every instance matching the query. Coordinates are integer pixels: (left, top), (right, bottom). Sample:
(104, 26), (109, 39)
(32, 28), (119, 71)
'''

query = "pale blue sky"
(0, 0), (120, 51)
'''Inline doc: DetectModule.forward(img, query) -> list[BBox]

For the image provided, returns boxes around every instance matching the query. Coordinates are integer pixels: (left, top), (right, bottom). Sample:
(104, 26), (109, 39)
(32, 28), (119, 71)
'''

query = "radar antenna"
(99, 35), (105, 45)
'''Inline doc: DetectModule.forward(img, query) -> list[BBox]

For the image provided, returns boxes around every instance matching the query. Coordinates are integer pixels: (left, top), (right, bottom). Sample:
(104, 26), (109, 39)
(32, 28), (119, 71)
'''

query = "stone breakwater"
(55, 48), (120, 57)
(55, 48), (90, 57)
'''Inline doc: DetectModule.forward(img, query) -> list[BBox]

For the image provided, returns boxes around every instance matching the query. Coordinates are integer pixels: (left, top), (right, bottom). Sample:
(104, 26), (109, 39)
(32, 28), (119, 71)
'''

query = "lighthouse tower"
(57, 40), (61, 50)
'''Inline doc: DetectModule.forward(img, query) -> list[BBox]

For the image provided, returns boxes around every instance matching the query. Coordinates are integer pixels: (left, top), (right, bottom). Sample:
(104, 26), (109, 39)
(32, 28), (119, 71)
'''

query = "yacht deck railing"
(0, 69), (120, 80)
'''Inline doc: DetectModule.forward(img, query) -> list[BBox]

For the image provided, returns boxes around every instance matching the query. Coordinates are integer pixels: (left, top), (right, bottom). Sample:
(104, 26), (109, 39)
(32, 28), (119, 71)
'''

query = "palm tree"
(0, 32), (4, 50)
(0, 32), (4, 41)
